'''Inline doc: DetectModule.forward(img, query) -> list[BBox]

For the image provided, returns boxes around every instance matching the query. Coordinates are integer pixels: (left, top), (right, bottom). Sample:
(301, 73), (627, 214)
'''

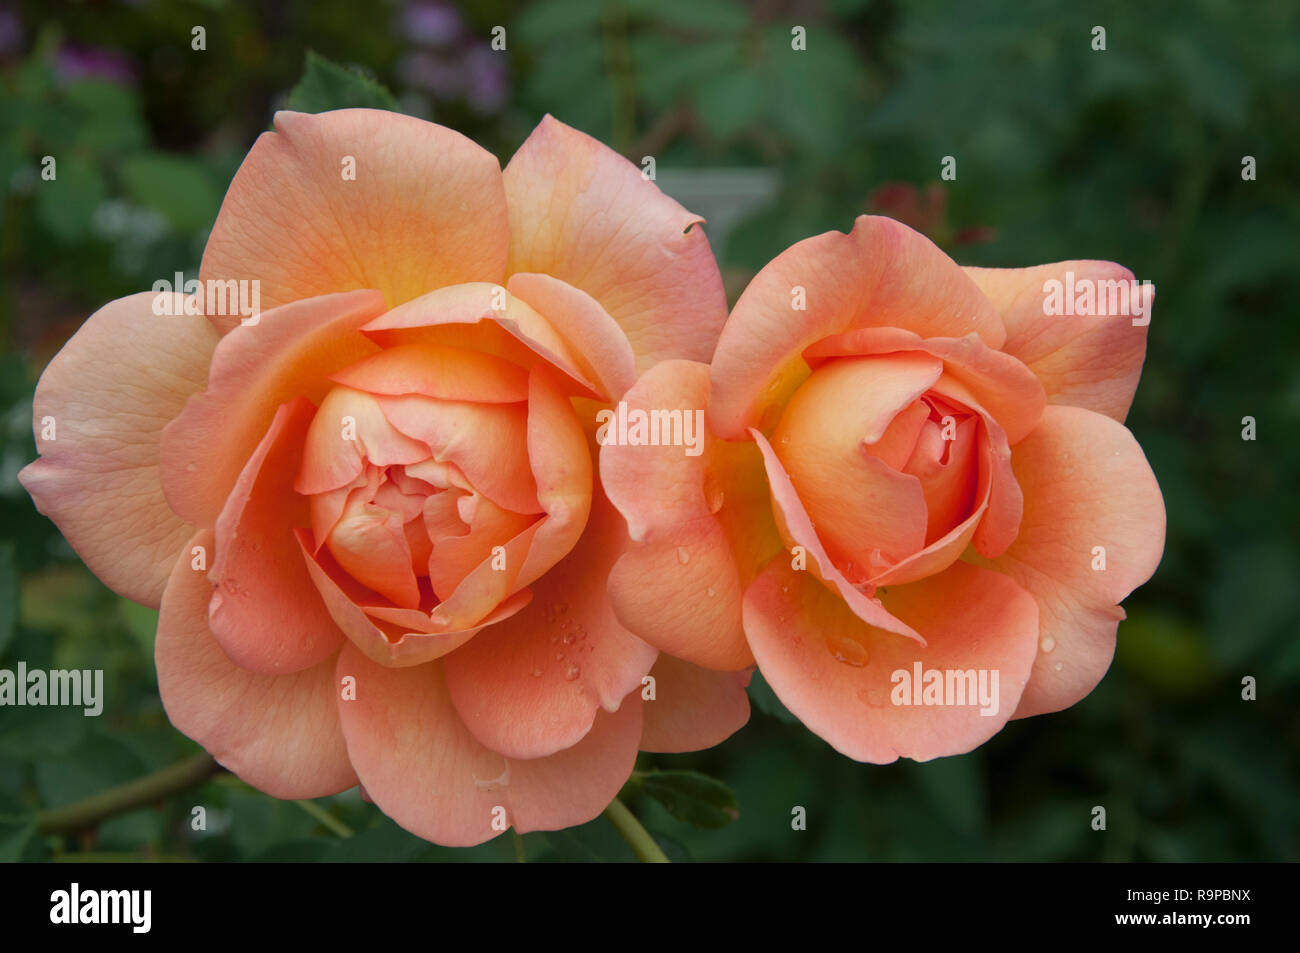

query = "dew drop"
(707, 586), (716, 597)
(705, 483), (725, 514)
(1041, 635), (1056, 654)
(565, 664), (580, 681)
(827, 634), (869, 667)
(1053, 661), (1064, 672)
(676, 546), (690, 565)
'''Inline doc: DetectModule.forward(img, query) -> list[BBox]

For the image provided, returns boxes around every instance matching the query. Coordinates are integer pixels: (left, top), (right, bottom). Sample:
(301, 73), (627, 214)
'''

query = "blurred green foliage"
(0, 0), (1296, 862)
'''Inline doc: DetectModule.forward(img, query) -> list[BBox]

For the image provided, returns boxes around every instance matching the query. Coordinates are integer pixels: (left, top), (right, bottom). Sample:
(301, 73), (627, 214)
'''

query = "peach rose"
(602, 215), (1166, 762)
(20, 110), (751, 844)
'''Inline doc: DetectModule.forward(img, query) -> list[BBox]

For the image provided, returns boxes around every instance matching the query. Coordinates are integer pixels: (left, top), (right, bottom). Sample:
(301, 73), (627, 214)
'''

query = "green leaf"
(118, 153), (220, 233)
(286, 51), (399, 114)
(639, 770), (738, 829)
(34, 156), (105, 242)
(0, 815), (38, 862)
(695, 66), (766, 140)
(0, 543), (17, 657)
(118, 598), (159, 663)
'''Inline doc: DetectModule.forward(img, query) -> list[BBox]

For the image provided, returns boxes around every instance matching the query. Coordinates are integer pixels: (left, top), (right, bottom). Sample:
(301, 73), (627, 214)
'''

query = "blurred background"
(0, 0), (1297, 862)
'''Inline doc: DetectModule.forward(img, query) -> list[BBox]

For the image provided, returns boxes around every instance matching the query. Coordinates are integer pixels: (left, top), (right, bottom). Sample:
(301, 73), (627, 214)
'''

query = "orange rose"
(602, 215), (1166, 761)
(20, 110), (749, 844)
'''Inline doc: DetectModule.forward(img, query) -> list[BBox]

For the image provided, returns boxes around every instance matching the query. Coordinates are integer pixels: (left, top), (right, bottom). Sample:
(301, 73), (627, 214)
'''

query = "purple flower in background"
(402, 0), (462, 46)
(463, 44), (507, 115)
(0, 8), (23, 58)
(55, 43), (135, 85)
(396, 50), (464, 99)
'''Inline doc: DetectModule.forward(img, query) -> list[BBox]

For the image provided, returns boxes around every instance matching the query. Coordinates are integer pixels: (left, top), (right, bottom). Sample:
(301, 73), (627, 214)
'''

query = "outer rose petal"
(710, 215), (1006, 439)
(210, 398), (345, 672)
(336, 643), (642, 847)
(442, 488), (656, 760)
(156, 529), (357, 797)
(503, 115), (727, 368)
(639, 654), (751, 754)
(601, 361), (769, 671)
(200, 109), (509, 329)
(963, 261), (1152, 423)
(971, 405), (1165, 717)
(161, 290), (387, 528)
(743, 559), (1039, 763)
(19, 293), (219, 608)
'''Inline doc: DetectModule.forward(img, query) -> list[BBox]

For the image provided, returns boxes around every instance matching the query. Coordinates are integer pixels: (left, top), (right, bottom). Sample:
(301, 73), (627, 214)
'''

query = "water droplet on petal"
(676, 546), (690, 565)
(565, 664), (580, 681)
(1053, 661), (1064, 672)
(1041, 635), (1056, 653)
(706, 586), (716, 597)
(827, 633), (869, 667)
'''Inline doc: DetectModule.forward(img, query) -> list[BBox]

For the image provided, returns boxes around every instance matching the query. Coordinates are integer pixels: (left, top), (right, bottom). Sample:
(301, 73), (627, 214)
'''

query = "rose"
(20, 109), (752, 845)
(602, 215), (1166, 762)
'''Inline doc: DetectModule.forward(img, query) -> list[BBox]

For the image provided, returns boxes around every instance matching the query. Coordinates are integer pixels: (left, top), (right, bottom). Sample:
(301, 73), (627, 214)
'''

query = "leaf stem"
(37, 753), (222, 836)
(294, 799), (354, 838)
(604, 797), (669, 863)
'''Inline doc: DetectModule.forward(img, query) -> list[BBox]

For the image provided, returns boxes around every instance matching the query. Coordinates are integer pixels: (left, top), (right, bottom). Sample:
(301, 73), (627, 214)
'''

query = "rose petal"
(750, 428), (924, 644)
(329, 343), (530, 402)
(160, 289), (386, 528)
(200, 109), (509, 331)
(156, 529), (357, 797)
(442, 490), (656, 760)
(601, 360), (770, 670)
(19, 293), (219, 607)
(771, 353), (942, 573)
(806, 326), (1047, 445)
(710, 215), (1005, 439)
(639, 654), (751, 753)
(504, 115), (727, 368)
(964, 261), (1152, 422)
(743, 559), (1039, 762)
(210, 397), (345, 672)
(507, 272), (638, 401)
(378, 393), (539, 514)
(970, 405), (1165, 717)
(296, 385), (432, 495)
(336, 643), (642, 846)
(296, 529), (528, 667)
(361, 282), (600, 398)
